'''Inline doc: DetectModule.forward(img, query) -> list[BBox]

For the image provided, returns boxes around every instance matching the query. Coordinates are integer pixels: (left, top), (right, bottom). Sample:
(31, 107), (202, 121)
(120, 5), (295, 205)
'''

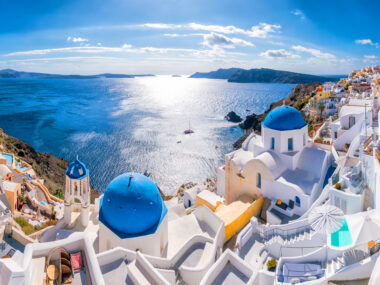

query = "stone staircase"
(264, 227), (314, 246)
(127, 260), (153, 285)
(327, 256), (345, 275)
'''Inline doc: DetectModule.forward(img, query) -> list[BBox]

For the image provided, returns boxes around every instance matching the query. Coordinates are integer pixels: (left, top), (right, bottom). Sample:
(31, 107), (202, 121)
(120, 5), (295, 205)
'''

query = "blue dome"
(65, 159), (89, 179)
(99, 173), (167, 238)
(262, 106), (307, 131)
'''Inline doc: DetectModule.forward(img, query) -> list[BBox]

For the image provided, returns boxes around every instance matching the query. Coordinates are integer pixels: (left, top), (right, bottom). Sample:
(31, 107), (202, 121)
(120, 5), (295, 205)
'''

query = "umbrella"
(308, 205), (345, 267)
(308, 205), (344, 235)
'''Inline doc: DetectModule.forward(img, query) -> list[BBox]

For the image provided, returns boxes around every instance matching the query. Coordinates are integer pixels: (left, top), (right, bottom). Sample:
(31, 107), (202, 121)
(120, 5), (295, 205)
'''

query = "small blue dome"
(262, 106), (307, 131)
(99, 173), (167, 238)
(65, 159), (89, 179)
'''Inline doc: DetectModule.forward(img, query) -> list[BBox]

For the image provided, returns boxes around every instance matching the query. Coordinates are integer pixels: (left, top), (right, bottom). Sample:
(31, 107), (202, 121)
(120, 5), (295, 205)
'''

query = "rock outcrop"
(234, 82), (321, 148)
(224, 111), (243, 123)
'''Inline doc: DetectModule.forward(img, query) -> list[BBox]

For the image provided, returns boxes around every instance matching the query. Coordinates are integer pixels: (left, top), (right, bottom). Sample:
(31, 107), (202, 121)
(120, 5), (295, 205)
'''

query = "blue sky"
(0, 0), (379, 75)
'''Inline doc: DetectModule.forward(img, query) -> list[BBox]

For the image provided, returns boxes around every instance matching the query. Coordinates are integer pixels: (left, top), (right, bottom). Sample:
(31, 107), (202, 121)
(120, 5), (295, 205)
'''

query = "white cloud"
(249, 23), (281, 38)
(202, 33), (254, 49)
(355, 39), (379, 47)
(5, 45), (134, 56)
(291, 9), (305, 20)
(67, 36), (88, 43)
(260, 49), (299, 59)
(140, 23), (182, 29)
(164, 33), (180, 37)
(140, 22), (281, 38)
(292, 45), (335, 59)
(122, 44), (132, 48)
(364, 55), (379, 63)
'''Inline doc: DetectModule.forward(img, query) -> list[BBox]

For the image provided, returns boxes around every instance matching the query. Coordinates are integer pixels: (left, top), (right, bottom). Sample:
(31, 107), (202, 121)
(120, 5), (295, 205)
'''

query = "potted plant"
(267, 258), (277, 272)
(335, 182), (342, 190)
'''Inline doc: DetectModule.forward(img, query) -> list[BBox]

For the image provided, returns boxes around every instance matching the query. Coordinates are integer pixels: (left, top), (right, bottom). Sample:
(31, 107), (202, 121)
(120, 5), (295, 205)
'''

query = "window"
(257, 173), (261, 189)
(303, 134), (306, 146)
(271, 137), (275, 150)
(334, 132), (338, 139)
(349, 116), (355, 128)
(295, 196), (300, 207)
(188, 200), (191, 207)
(288, 138), (293, 151)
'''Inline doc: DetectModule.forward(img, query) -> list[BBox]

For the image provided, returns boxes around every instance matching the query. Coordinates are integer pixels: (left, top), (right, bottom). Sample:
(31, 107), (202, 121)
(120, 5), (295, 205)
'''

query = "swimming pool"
(16, 165), (29, 172)
(40, 201), (47, 206)
(3, 154), (13, 164)
(331, 220), (352, 247)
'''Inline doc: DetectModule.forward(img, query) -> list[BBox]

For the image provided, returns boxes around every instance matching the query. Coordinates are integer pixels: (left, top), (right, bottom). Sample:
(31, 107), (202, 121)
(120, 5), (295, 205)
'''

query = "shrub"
(54, 189), (64, 200)
(267, 258), (277, 271)
(335, 182), (342, 190)
(14, 216), (29, 227)
(315, 137), (322, 143)
(74, 198), (81, 203)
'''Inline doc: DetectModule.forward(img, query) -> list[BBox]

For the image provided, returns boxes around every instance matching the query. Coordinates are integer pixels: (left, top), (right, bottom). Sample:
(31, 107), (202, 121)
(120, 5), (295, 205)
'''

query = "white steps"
(127, 260), (152, 285)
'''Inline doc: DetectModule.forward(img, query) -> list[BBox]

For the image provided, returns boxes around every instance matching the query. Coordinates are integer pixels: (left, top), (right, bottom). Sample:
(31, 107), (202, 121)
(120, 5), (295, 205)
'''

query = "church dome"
(99, 173), (167, 237)
(65, 159), (89, 179)
(262, 106), (307, 131)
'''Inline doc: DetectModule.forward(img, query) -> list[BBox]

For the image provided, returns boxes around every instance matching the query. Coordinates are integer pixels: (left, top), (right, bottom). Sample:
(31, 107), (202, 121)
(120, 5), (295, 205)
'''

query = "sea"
(0, 76), (294, 195)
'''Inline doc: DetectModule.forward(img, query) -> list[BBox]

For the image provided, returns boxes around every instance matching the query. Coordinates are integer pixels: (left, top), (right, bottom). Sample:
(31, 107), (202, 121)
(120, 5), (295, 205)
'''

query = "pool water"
(16, 165), (29, 172)
(3, 154), (13, 164)
(40, 201), (47, 206)
(331, 220), (352, 247)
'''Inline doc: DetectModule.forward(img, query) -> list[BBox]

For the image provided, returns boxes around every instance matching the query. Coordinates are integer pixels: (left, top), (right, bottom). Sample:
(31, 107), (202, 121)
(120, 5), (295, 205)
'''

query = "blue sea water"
(0, 76), (294, 195)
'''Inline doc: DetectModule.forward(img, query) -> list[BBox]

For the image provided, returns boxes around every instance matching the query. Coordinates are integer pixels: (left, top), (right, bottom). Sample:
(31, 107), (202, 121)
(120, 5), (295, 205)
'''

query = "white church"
(217, 105), (333, 223)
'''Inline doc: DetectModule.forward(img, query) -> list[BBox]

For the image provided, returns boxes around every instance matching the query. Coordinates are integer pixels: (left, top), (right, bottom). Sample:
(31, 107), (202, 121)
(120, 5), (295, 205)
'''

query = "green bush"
(267, 258), (277, 271)
(74, 198), (81, 203)
(14, 216), (58, 235)
(14, 216), (29, 227)
(54, 189), (64, 200)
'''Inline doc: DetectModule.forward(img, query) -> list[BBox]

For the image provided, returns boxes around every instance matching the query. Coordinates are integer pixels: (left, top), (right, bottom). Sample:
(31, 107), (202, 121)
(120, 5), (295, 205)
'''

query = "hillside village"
(0, 65), (380, 285)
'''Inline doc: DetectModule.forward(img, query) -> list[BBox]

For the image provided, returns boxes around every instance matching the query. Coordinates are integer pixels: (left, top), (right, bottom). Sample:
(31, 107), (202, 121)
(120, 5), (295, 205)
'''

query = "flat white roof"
(197, 190), (223, 207)
(340, 105), (370, 118)
(1, 181), (19, 192)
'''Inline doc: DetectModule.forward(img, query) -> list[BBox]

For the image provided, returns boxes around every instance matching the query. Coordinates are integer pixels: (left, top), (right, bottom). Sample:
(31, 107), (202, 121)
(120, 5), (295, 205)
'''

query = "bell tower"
(64, 157), (90, 227)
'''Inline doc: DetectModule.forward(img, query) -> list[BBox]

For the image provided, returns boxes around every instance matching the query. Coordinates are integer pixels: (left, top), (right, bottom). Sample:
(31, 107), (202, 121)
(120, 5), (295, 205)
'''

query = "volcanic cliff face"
(0, 128), (99, 201)
(233, 82), (321, 149)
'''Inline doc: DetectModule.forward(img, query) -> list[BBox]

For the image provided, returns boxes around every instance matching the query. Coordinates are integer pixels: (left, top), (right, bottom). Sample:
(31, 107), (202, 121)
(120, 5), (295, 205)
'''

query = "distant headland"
(189, 67), (341, 84)
(0, 69), (155, 79)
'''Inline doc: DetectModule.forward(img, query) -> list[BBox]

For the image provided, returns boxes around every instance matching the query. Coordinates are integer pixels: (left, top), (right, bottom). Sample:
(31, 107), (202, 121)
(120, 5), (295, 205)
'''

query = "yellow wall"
(195, 196), (221, 212)
(316, 91), (331, 103)
(220, 197), (264, 241)
(5, 185), (21, 213)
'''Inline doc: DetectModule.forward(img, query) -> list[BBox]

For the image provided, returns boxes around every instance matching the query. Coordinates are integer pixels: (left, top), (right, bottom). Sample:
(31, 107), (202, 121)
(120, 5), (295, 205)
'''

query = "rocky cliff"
(0, 128), (99, 201)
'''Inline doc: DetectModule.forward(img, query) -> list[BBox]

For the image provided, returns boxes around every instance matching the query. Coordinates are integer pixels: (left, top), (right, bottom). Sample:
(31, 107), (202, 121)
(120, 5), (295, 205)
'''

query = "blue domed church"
(98, 173), (168, 256)
(217, 105), (332, 224)
(64, 159), (91, 227)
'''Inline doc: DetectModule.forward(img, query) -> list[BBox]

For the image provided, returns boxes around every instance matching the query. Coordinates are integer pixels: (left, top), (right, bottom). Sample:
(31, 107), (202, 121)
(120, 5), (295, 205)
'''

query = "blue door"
(288, 138), (293, 151)
(295, 196), (300, 207)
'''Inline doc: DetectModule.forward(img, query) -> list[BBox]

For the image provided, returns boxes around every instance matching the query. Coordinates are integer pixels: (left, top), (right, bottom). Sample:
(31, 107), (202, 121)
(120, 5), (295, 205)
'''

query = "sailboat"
(184, 120), (194, 134)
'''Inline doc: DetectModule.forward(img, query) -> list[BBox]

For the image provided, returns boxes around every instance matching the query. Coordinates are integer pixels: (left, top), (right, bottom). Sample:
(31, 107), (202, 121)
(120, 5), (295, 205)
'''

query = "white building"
(218, 106), (332, 224)
(63, 159), (91, 228)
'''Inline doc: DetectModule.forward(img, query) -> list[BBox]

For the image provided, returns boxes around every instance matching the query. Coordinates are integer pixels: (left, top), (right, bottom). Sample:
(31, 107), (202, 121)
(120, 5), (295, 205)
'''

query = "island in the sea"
(189, 67), (340, 84)
(0, 68), (155, 79)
